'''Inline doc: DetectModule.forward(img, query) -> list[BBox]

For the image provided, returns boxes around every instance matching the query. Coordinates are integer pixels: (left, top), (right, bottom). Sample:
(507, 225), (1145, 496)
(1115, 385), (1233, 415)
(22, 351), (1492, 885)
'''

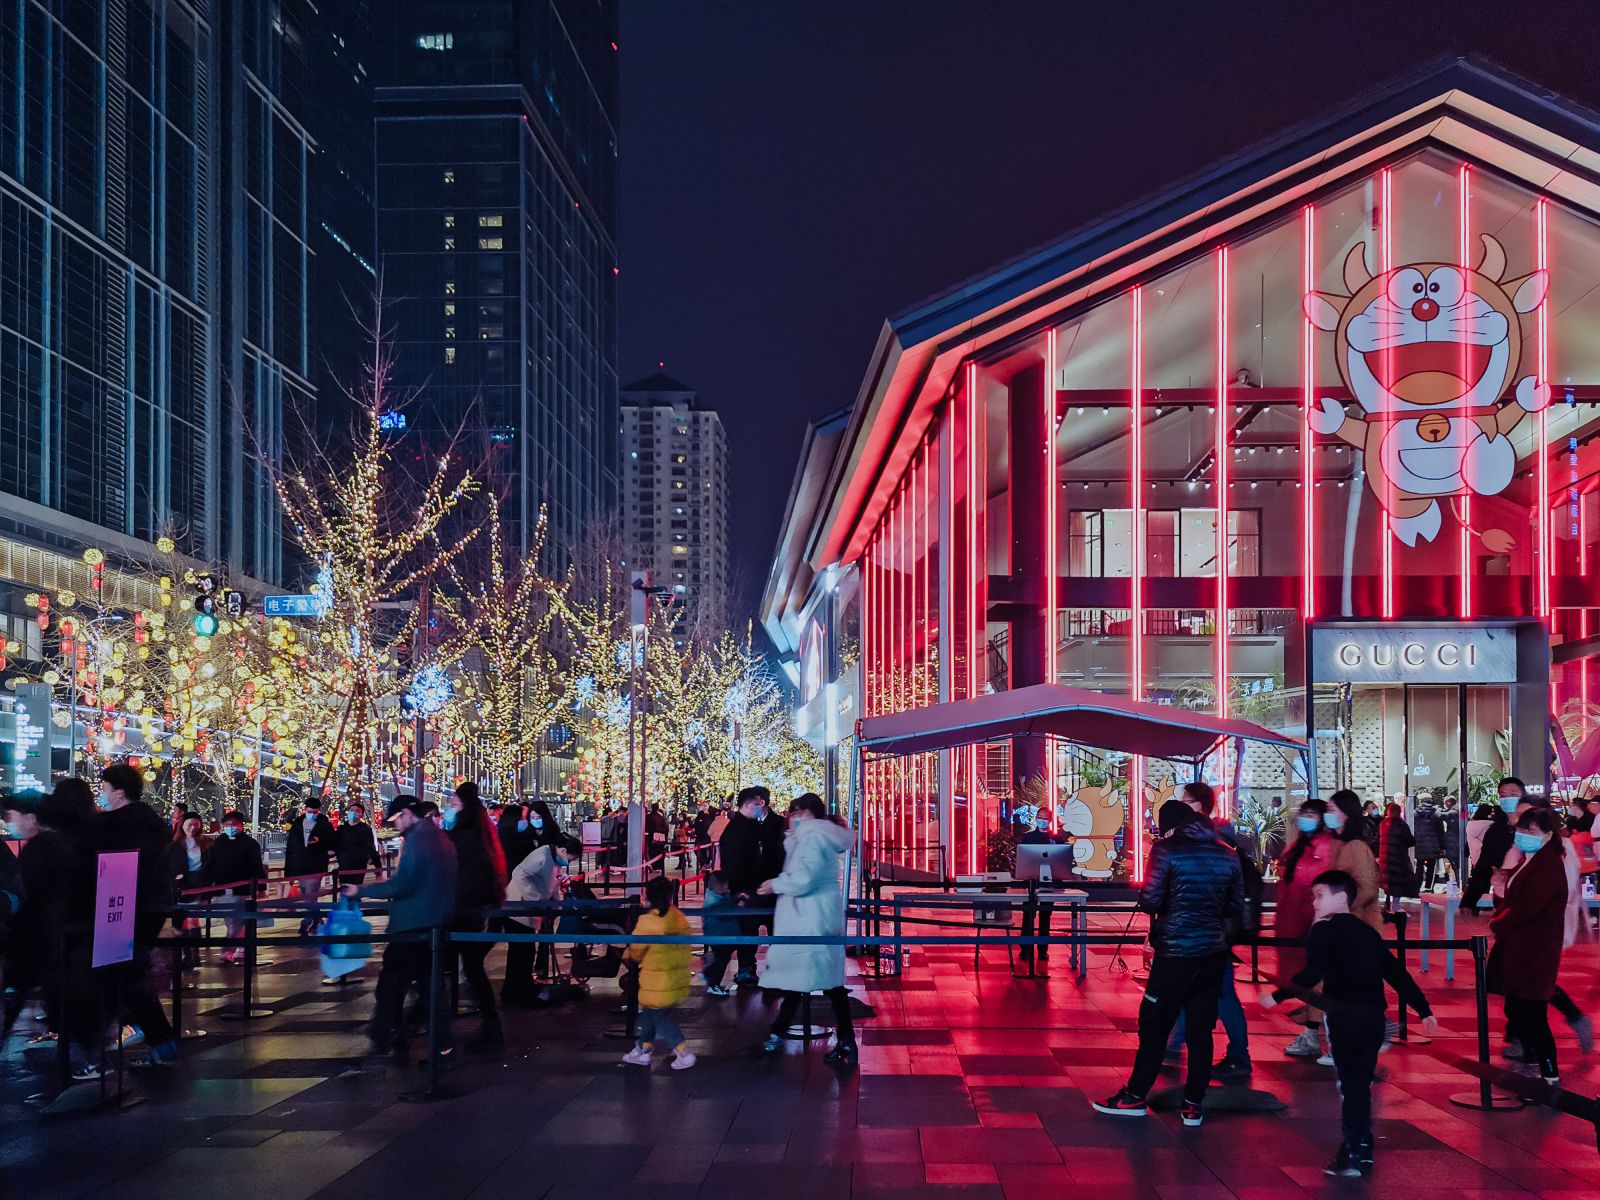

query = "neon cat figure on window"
(1304, 235), (1548, 549)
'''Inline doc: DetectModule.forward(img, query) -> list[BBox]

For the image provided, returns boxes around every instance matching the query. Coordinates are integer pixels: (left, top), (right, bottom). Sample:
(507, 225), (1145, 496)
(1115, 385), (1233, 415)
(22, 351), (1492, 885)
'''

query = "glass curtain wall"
(859, 147), (1600, 879)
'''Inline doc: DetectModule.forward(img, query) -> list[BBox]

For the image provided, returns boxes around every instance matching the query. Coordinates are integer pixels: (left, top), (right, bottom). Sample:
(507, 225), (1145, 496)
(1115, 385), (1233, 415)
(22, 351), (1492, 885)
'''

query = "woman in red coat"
(1487, 807), (1569, 1086)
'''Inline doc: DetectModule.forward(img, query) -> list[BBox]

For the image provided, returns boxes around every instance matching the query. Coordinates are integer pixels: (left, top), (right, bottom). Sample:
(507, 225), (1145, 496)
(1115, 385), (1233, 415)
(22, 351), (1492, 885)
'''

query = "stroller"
(536, 880), (637, 1006)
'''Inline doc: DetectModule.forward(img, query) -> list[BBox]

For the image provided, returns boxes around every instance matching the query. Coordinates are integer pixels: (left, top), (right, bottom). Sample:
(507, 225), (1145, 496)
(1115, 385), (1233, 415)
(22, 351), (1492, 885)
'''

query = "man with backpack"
(1160, 781), (1262, 1080)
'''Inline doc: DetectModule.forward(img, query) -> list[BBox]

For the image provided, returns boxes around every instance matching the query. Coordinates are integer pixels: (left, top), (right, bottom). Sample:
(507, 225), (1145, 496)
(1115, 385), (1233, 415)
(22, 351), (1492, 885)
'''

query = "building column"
(1008, 360), (1048, 790)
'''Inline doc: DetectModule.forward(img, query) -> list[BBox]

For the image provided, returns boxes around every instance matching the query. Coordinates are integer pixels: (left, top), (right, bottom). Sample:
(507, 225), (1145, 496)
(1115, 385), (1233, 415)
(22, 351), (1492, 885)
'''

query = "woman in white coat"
(754, 793), (858, 1063)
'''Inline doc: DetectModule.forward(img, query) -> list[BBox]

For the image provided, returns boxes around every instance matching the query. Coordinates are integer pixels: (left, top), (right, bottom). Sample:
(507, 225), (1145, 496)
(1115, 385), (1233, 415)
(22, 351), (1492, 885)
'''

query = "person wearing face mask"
(86, 763), (178, 1072)
(1494, 796), (1594, 1060)
(335, 802), (383, 888)
(1276, 798), (1336, 1058)
(714, 788), (778, 987)
(166, 815), (212, 973)
(1325, 792), (1382, 931)
(2, 791), (96, 1059)
(1487, 807), (1569, 1086)
(1461, 779), (1521, 911)
(205, 811), (267, 966)
(502, 821), (570, 1006)
(345, 795), (457, 1057)
(497, 802), (535, 870)
(442, 782), (508, 1052)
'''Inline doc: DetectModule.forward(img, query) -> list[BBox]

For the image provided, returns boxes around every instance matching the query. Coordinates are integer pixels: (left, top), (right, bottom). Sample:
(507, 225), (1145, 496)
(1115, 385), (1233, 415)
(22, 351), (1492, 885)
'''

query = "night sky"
(618, 0), (1600, 623)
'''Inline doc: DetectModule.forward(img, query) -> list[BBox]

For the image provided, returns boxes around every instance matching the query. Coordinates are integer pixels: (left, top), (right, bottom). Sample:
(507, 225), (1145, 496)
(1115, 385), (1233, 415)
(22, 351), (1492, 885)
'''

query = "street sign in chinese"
(264, 594), (322, 618)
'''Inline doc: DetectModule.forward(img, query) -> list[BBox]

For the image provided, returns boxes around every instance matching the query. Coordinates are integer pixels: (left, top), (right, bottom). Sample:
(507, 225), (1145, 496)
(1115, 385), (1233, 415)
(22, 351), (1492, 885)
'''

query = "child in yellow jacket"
(622, 875), (696, 1070)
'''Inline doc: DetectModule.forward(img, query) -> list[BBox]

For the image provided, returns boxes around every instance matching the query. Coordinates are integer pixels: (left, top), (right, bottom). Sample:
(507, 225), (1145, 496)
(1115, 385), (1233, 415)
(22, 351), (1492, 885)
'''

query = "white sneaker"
(1316, 1053), (1335, 1066)
(621, 1046), (653, 1067)
(671, 1049), (697, 1070)
(1285, 1029), (1321, 1057)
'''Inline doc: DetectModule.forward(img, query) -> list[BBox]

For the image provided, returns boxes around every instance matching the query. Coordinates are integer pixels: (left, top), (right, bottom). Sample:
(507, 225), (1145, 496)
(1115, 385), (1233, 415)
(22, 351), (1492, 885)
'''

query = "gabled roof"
(857, 683), (1307, 763)
(810, 56), (1600, 569)
(622, 371), (694, 394)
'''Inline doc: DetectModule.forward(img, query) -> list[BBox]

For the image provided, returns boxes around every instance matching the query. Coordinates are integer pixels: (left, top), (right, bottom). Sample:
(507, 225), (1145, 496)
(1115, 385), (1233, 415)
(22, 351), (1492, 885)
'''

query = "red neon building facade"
(763, 63), (1600, 884)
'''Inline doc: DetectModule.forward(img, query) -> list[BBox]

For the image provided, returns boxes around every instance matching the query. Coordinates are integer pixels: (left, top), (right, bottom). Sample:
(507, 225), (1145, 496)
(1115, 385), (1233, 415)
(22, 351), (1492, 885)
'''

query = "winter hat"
(1158, 801), (1199, 836)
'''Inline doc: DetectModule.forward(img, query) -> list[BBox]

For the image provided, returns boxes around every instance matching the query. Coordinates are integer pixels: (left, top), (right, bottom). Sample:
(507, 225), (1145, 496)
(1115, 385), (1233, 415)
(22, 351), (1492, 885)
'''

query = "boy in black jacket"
(1262, 868), (1438, 1178)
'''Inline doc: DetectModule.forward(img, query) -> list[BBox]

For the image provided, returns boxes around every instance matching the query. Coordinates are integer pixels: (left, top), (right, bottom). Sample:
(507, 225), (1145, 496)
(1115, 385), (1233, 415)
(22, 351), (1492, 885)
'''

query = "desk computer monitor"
(1015, 842), (1072, 884)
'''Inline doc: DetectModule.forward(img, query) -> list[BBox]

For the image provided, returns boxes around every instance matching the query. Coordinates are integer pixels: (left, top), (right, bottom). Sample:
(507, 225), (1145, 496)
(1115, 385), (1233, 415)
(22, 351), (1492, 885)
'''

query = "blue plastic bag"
(317, 897), (372, 978)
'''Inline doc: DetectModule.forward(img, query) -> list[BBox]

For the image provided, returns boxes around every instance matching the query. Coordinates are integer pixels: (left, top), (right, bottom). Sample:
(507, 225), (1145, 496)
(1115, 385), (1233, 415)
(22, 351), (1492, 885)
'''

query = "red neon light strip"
(1380, 169), (1395, 620)
(920, 439), (931, 872)
(1302, 206), (1316, 620)
(966, 363), (981, 874)
(1044, 330), (1059, 832)
(1215, 245), (1230, 729)
(1459, 165), (1474, 616)
(1537, 198), (1552, 621)
(1130, 288), (1146, 876)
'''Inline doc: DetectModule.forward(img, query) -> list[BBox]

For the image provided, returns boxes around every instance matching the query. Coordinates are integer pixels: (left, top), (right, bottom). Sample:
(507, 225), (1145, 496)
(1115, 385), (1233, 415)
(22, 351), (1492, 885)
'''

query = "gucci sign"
(1311, 625), (1517, 685)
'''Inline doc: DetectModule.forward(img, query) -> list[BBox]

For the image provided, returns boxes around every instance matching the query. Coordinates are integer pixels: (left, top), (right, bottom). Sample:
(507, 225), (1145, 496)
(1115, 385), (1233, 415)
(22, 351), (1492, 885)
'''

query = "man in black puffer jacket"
(1093, 800), (1243, 1128)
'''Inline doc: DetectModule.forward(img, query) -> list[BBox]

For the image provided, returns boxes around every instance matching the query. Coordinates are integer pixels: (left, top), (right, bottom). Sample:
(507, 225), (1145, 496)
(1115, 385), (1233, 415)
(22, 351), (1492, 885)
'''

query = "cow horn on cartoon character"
(1303, 233), (1548, 550)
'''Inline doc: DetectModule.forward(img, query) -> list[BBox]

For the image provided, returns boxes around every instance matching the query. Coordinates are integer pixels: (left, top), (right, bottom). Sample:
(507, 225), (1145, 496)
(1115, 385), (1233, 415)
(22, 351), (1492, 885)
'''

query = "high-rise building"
(0, 1), (375, 591)
(219, 1), (376, 583)
(374, 1), (619, 566)
(1, 1), (218, 564)
(620, 373), (729, 637)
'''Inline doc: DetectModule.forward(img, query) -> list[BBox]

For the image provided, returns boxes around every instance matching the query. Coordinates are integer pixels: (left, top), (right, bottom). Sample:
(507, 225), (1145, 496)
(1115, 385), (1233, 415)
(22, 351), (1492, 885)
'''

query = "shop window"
(1069, 508), (1259, 577)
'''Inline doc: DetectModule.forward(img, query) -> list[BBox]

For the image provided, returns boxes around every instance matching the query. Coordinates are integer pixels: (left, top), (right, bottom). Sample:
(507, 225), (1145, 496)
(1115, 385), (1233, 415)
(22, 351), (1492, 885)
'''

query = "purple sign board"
(92, 851), (139, 968)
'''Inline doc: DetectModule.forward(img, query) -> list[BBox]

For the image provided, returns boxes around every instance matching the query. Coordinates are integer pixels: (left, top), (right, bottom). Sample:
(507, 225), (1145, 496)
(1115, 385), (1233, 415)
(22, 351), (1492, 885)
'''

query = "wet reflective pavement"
(2, 912), (1597, 1199)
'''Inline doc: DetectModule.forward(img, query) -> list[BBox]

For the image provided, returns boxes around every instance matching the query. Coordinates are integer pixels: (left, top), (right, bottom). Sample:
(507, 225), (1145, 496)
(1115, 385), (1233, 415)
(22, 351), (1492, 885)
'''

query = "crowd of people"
(3, 762), (1594, 1160)
(0, 771), (860, 1082)
(1090, 777), (1595, 1180)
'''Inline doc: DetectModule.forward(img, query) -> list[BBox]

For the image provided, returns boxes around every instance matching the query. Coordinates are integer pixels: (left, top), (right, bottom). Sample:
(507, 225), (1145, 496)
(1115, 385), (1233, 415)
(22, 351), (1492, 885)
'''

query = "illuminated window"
(443, 236), (454, 250)
(417, 32), (453, 51)
(672, 546), (687, 556)
(444, 213), (455, 228)
(442, 169), (455, 184)
(444, 279), (456, 295)
(478, 237), (503, 250)
(443, 326), (455, 340)
(443, 303), (455, 317)
(444, 347), (456, 364)
(478, 214), (503, 228)
(479, 325), (503, 339)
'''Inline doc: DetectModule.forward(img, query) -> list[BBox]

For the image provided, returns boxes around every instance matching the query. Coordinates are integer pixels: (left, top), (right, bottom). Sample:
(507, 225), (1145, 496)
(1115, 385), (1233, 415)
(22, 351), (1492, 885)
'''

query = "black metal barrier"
(21, 892), (1600, 1146)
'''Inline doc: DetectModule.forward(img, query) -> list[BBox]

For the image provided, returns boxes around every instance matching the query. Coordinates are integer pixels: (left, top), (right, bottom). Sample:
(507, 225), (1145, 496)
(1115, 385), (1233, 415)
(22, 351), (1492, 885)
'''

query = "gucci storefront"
(763, 61), (1600, 881)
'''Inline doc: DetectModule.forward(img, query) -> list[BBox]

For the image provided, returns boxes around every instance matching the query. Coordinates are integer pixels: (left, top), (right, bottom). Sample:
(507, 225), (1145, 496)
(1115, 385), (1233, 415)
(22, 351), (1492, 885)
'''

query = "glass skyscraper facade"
(1, 0), (215, 555)
(376, 0), (619, 565)
(219, 0), (375, 583)
(0, 0), (375, 589)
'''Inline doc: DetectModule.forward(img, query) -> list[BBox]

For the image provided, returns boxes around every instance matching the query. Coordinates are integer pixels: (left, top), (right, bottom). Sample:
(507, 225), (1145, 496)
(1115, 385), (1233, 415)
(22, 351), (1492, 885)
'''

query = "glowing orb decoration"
(405, 663), (454, 716)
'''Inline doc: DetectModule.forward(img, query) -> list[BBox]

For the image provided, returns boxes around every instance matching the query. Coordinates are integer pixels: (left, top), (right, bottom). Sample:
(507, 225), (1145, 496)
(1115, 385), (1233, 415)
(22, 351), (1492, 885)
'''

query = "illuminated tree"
(271, 338), (480, 802)
(433, 496), (570, 801)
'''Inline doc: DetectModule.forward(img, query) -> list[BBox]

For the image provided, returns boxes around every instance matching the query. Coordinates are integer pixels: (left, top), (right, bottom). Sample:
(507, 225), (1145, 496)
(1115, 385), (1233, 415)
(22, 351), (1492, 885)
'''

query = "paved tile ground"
(3, 905), (1599, 1198)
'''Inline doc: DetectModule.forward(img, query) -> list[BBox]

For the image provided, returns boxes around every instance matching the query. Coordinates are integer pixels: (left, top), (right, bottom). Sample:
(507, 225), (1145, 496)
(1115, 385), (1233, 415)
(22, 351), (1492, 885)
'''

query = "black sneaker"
(1324, 1145), (1361, 1178)
(733, 971), (759, 986)
(1350, 1139), (1376, 1177)
(823, 1041), (858, 1065)
(1180, 1100), (1203, 1127)
(1091, 1087), (1148, 1118)
(1213, 1054), (1253, 1078)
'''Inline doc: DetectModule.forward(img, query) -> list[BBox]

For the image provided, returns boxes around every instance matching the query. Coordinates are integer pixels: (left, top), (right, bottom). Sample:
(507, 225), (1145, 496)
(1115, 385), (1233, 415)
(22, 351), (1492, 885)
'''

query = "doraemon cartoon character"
(1303, 235), (1548, 549)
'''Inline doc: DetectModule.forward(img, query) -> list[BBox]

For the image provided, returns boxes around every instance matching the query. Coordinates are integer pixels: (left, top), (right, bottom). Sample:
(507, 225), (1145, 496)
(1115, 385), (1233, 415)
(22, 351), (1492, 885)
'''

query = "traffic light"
(193, 593), (218, 637)
(192, 573), (219, 636)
